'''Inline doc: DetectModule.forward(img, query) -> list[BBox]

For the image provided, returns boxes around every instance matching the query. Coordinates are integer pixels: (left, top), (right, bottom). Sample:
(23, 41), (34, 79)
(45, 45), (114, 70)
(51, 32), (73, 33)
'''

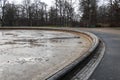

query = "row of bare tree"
(0, 0), (79, 26)
(0, 0), (49, 26)
(97, 0), (120, 27)
(0, 0), (120, 27)
(79, 0), (120, 27)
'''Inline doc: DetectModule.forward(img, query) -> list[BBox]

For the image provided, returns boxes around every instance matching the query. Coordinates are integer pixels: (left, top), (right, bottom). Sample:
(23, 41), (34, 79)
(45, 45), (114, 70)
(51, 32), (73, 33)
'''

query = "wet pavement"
(0, 30), (91, 80)
(78, 28), (120, 80)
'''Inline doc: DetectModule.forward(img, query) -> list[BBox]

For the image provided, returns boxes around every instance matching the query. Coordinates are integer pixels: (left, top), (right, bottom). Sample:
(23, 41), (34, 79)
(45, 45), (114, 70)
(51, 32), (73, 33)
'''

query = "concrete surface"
(79, 28), (120, 80)
(0, 30), (92, 80)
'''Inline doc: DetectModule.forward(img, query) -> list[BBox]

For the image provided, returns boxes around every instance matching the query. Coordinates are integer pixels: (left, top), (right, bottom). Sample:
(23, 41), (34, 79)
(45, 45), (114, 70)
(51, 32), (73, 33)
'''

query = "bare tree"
(52, 0), (75, 27)
(0, 0), (7, 26)
(3, 3), (18, 26)
(22, 0), (31, 25)
(49, 6), (57, 25)
(0, 0), (76, 27)
(79, 0), (97, 27)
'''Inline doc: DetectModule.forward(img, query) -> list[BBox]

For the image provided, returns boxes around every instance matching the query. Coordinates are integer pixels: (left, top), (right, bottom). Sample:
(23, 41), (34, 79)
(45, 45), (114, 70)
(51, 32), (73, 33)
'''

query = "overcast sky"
(8, 0), (107, 6)
(8, 0), (79, 11)
(9, 0), (53, 6)
(8, 0), (108, 12)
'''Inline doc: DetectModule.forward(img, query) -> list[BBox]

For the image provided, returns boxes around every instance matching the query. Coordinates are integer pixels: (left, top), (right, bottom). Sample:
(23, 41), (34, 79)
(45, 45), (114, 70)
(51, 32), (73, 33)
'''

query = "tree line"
(97, 0), (120, 27)
(0, 0), (120, 27)
(0, 0), (78, 27)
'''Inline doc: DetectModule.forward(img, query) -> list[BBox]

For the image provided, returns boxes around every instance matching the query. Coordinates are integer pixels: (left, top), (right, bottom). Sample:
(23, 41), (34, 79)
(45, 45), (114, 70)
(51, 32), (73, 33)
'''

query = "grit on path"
(78, 28), (120, 80)
(0, 30), (92, 80)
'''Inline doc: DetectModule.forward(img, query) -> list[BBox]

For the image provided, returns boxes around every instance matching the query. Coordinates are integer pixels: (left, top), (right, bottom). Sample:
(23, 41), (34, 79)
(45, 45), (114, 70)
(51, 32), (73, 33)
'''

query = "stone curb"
(71, 40), (105, 80)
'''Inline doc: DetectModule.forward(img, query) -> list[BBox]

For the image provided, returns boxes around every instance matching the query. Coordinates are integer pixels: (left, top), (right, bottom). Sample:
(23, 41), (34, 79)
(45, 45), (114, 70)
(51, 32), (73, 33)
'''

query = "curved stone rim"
(0, 27), (99, 80)
(44, 28), (99, 80)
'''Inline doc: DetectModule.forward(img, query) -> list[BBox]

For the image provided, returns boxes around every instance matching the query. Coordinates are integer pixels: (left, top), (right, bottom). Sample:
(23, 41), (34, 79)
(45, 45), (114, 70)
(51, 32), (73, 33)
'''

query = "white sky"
(9, 0), (53, 7)
(8, 0), (107, 6)
(8, 0), (79, 11)
(8, 0), (108, 12)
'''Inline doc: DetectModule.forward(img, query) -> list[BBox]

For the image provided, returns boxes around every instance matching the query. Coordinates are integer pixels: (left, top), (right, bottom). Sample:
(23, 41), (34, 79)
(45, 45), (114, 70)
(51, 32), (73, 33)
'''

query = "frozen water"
(0, 30), (91, 80)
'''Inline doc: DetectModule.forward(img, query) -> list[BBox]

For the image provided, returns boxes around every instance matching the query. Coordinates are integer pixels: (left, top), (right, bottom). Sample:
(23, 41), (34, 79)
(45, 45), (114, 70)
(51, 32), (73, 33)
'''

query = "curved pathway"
(79, 28), (120, 80)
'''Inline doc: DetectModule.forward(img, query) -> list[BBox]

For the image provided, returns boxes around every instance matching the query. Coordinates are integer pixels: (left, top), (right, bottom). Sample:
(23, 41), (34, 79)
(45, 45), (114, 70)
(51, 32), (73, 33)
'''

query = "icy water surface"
(0, 30), (91, 80)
